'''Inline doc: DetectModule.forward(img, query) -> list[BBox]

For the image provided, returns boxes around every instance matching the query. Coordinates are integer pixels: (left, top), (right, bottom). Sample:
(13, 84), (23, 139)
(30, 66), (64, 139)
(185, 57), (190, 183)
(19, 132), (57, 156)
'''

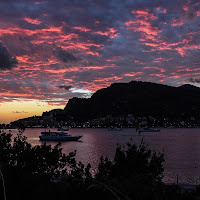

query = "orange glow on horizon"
(0, 100), (64, 124)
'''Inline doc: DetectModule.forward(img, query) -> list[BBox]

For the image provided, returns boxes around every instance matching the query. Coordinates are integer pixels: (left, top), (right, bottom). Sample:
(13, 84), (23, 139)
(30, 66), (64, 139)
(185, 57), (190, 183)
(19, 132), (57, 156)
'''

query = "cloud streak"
(57, 85), (73, 90)
(13, 111), (28, 114)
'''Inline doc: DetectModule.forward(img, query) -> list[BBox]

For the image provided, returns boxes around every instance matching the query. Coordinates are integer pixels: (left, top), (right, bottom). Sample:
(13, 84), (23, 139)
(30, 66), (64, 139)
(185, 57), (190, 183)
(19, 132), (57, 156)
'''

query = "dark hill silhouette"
(178, 84), (200, 92)
(64, 81), (200, 120)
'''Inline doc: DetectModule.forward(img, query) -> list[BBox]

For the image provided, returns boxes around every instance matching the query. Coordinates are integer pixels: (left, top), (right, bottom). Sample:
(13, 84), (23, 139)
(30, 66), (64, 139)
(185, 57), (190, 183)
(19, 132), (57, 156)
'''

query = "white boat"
(140, 127), (160, 132)
(166, 126), (176, 129)
(108, 127), (122, 131)
(57, 127), (69, 131)
(39, 130), (82, 141)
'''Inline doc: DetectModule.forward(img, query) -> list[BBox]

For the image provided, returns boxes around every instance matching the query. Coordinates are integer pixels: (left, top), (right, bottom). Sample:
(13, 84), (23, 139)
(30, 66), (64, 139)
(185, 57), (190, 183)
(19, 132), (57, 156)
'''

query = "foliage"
(0, 129), (91, 200)
(95, 140), (165, 199)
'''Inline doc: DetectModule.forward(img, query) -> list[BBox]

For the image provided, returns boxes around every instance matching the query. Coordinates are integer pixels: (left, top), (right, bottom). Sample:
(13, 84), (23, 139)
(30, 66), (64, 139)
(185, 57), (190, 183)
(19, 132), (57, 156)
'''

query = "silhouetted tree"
(95, 140), (165, 199)
(0, 130), (91, 200)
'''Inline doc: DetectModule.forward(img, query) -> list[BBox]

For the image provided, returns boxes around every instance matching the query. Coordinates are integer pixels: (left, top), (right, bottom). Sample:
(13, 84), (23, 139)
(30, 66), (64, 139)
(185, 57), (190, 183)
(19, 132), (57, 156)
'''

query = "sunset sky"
(0, 0), (200, 123)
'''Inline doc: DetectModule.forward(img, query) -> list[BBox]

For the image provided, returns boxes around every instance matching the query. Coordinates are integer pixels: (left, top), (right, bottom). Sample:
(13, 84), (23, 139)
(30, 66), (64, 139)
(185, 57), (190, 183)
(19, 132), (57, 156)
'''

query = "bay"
(9, 128), (200, 185)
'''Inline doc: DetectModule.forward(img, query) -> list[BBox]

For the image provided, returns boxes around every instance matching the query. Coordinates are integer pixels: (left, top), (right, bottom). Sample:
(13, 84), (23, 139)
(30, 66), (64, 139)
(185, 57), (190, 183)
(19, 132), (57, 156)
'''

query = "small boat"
(57, 127), (69, 131)
(166, 126), (175, 129)
(108, 127), (122, 131)
(39, 130), (82, 141)
(140, 127), (160, 132)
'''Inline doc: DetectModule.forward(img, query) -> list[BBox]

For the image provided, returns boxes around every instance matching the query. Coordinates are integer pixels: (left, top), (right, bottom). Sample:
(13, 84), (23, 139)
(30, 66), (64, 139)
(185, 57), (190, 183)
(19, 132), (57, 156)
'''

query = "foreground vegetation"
(0, 129), (200, 200)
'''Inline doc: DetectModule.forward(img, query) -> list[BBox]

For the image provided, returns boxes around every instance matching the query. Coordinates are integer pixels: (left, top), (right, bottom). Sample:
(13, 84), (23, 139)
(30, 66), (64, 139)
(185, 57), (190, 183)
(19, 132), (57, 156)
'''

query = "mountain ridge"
(64, 81), (200, 120)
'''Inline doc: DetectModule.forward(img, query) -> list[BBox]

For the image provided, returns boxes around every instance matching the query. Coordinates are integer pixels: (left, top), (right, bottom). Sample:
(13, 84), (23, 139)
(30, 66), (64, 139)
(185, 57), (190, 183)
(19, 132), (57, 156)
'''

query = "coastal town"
(1, 108), (200, 129)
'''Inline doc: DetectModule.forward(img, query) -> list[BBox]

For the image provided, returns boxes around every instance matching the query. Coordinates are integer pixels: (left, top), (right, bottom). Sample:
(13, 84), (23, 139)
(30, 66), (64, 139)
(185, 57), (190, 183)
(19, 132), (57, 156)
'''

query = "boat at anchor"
(39, 130), (82, 141)
(140, 127), (160, 132)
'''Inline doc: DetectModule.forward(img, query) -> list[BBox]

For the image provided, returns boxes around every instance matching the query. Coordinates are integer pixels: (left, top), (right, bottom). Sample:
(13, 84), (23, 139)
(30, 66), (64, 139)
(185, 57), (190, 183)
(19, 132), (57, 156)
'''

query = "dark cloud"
(13, 111), (28, 114)
(57, 85), (73, 91)
(188, 78), (200, 84)
(0, 42), (18, 70)
(53, 47), (78, 63)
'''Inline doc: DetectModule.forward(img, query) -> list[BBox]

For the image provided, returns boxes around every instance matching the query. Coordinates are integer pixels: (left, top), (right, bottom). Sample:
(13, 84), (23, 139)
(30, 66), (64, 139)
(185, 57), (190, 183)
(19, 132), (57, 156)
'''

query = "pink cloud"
(73, 26), (92, 32)
(171, 18), (184, 26)
(156, 7), (167, 14)
(72, 25), (119, 39)
(106, 56), (121, 62)
(144, 66), (166, 73)
(94, 27), (119, 39)
(124, 72), (143, 77)
(132, 9), (158, 21)
(126, 9), (162, 44)
(24, 17), (42, 25)
(183, 5), (189, 11)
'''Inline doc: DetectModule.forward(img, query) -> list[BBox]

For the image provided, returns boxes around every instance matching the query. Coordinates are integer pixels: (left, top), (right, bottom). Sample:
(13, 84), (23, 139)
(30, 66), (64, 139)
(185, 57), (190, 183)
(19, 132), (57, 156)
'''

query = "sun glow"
(0, 100), (64, 124)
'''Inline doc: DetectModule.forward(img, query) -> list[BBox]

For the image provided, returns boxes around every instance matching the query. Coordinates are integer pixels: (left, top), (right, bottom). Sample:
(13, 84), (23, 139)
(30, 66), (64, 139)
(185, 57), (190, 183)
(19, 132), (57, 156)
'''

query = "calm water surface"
(10, 128), (200, 184)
